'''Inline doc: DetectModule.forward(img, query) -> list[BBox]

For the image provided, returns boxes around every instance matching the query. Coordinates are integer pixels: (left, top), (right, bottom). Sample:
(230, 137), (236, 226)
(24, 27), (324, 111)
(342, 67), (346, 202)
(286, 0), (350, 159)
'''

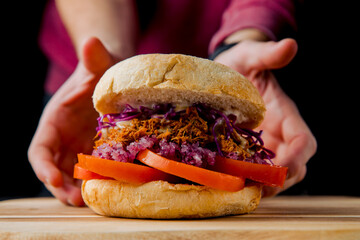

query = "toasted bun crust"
(93, 54), (265, 128)
(82, 180), (262, 219)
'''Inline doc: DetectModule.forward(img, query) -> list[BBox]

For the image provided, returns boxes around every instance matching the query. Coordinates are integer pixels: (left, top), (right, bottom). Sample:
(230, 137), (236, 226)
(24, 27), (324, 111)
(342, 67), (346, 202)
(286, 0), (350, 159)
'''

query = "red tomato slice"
(73, 163), (112, 180)
(210, 155), (288, 187)
(137, 149), (245, 192)
(77, 154), (178, 184)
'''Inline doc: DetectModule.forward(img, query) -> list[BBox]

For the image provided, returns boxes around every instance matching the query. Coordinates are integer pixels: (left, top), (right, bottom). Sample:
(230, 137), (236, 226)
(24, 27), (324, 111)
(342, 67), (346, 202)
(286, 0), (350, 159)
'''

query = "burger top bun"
(93, 54), (265, 128)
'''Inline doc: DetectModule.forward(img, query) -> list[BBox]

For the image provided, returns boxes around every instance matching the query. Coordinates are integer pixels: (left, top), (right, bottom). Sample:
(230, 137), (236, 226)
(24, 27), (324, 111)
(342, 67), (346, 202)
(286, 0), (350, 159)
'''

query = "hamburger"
(74, 54), (288, 219)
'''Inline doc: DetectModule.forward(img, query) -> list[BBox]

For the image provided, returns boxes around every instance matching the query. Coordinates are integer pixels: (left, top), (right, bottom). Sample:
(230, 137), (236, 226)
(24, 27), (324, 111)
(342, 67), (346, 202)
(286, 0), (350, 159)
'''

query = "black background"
(1, 1), (48, 199)
(1, 2), (358, 200)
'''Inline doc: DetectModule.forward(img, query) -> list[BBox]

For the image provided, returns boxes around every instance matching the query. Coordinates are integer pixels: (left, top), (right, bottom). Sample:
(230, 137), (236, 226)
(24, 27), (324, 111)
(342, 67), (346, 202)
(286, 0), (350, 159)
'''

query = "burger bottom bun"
(81, 179), (262, 219)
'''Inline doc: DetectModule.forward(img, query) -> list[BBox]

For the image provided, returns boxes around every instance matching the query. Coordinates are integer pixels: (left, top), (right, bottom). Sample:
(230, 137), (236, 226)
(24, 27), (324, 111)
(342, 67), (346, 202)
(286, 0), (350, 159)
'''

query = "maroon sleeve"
(209, 0), (297, 54)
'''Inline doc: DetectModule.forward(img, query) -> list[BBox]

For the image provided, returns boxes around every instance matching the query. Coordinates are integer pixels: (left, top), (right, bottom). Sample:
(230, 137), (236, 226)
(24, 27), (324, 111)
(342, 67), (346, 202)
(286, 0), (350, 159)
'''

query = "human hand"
(28, 37), (116, 206)
(214, 39), (317, 197)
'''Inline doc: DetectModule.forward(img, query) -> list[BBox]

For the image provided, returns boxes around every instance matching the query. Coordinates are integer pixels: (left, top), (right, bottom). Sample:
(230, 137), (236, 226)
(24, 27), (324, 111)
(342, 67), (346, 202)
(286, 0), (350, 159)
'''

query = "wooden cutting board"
(1, 196), (360, 239)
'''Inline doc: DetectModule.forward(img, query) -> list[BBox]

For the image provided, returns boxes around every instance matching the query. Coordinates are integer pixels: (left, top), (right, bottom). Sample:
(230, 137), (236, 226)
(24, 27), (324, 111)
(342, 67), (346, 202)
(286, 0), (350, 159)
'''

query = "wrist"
(224, 28), (269, 45)
(209, 42), (238, 60)
(209, 28), (270, 61)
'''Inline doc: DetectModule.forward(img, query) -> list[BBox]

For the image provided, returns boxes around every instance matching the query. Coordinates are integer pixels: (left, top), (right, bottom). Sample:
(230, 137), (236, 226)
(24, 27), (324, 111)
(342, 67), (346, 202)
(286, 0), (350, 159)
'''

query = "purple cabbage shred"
(94, 103), (275, 166)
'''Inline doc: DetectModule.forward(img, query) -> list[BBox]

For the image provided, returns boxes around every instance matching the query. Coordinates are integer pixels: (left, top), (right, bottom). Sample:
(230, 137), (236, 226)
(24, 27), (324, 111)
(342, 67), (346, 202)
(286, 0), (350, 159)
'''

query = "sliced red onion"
(93, 136), (217, 168)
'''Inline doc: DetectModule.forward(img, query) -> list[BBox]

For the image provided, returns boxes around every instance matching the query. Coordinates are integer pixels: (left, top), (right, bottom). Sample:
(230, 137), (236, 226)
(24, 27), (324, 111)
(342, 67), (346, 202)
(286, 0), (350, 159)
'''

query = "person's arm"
(55, 0), (138, 61)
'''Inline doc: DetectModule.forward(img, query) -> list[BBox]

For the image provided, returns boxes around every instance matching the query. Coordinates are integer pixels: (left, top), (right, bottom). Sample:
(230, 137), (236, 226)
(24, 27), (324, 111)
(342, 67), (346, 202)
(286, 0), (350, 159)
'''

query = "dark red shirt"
(39, 0), (297, 94)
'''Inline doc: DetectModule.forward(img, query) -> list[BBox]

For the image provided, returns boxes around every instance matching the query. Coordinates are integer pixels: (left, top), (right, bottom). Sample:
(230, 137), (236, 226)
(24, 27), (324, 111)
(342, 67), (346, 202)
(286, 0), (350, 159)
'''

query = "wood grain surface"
(1, 196), (360, 239)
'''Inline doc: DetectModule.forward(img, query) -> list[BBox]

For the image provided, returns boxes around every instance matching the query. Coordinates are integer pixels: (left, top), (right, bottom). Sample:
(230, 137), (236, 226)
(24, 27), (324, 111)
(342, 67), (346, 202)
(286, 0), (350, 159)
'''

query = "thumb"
(214, 38), (298, 75)
(81, 37), (115, 75)
(256, 38), (298, 70)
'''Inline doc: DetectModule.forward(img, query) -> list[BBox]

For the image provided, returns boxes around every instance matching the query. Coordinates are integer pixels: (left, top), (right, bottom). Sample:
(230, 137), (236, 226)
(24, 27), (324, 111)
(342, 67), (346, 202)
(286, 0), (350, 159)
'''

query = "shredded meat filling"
(218, 135), (250, 160)
(96, 107), (210, 148)
(95, 107), (251, 158)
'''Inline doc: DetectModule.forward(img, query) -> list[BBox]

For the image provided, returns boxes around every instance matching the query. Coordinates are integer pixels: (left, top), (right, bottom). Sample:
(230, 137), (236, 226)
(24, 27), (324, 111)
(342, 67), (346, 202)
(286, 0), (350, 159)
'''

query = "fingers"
(262, 164), (307, 198)
(263, 124), (316, 198)
(28, 145), (63, 188)
(278, 95), (317, 181)
(29, 131), (84, 206)
(259, 77), (316, 197)
(82, 37), (115, 75)
(282, 132), (316, 180)
(45, 174), (84, 206)
(28, 124), (63, 188)
(281, 132), (316, 189)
